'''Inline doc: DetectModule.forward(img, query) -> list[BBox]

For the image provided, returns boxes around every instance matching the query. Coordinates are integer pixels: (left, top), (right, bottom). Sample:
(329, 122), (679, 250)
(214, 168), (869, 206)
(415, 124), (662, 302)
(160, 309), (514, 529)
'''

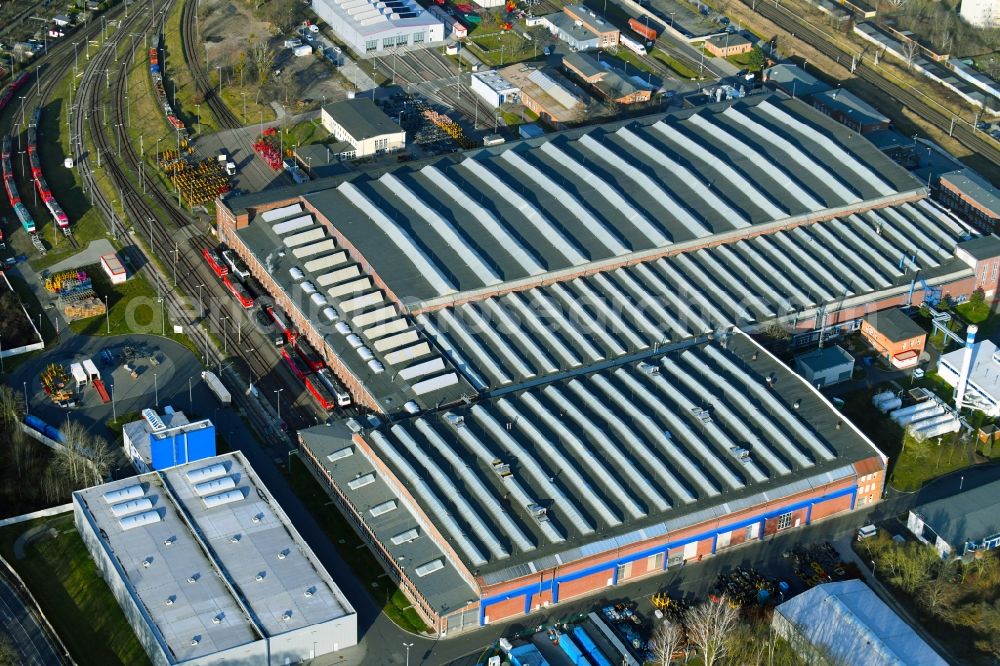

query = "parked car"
(309, 23), (320, 32)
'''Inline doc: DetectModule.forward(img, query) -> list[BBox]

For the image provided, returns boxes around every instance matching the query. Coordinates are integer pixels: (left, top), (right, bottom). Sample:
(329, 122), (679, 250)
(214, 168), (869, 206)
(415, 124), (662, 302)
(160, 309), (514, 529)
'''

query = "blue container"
(150, 64), (160, 74)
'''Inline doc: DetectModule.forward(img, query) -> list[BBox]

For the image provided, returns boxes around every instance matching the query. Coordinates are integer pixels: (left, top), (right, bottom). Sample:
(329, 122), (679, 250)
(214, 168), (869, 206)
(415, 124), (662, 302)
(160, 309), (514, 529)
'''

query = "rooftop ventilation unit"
(345, 418), (363, 433)
(368, 359), (384, 374)
(346, 333), (364, 349)
(414, 559), (444, 577)
(311, 292), (327, 307)
(119, 510), (162, 531)
(322, 307), (338, 322)
(282, 611), (293, 621)
(301, 281), (317, 295)
(444, 412), (465, 428)
(391, 528), (419, 545)
(357, 346), (374, 361)
(110, 497), (154, 517)
(186, 463), (228, 484)
(527, 503), (549, 523)
(327, 446), (353, 462)
(370, 500), (397, 516)
(729, 446), (751, 464)
(304, 587), (315, 598)
(289, 266), (305, 281)
(142, 408), (166, 432)
(637, 361), (659, 375)
(335, 321), (352, 335)
(492, 459), (511, 478)
(403, 401), (420, 414)
(102, 484), (144, 504)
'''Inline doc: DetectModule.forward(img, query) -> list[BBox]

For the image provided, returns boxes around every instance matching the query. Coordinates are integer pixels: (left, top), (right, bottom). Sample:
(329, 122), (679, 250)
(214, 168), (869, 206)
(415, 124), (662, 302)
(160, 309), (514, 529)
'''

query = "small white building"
(320, 98), (406, 158)
(937, 337), (1000, 416)
(960, 0), (1000, 27)
(471, 70), (520, 108)
(793, 345), (854, 388)
(100, 252), (127, 285)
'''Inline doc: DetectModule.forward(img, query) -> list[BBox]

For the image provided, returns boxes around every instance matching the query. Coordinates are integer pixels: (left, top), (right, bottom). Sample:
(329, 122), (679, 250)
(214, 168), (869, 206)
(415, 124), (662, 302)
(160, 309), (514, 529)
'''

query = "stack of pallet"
(63, 295), (106, 320)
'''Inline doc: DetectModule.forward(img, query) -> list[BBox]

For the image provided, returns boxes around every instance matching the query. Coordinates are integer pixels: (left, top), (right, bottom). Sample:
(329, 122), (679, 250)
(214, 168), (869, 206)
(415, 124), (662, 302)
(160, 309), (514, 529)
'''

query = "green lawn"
(65, 263), (197, 356)
(279, 118), (329, 151)
(651, 48), (700, 79)
(890, 432), (979, 492)
(955, 300), (991, 324)
(25, 64), (109, 271)
(613, 48), (654, 75)
(0, 514), (149, 666)
(286, 456), (432, 634)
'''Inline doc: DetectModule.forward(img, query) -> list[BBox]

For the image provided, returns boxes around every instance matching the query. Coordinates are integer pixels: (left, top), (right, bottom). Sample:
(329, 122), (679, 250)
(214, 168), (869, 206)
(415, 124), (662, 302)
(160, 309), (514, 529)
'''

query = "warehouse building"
(122, 407), (216, 473)
(217, 97), (993, 414)
(300, 331), (888, 632)
(312, 0), (444, 55)
(774, 580), (946, 665)
(73, 452), (357, 665)
(215, 97), (1000, 632)
(906, 479), (1000, 557)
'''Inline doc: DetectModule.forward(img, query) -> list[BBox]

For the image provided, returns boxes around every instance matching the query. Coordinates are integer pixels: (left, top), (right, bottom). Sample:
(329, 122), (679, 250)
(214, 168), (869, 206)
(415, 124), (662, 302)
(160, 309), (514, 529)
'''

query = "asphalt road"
(0, 574), (62, 665)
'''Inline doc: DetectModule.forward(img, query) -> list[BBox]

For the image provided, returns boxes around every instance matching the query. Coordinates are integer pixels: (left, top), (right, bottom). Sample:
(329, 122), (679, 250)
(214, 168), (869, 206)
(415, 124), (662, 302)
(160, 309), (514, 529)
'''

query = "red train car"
(295, 338), (325, 372)
(304, 375), (337, 411)
(28, 151), (41, 179)
(35, 175), (53, 202)
(222, 275), (253, 308)
(5, 174), (19, 206)
(267, 306), (297, 343)
(202, 247), (228, 277)
(281, 347), (310, 380)
(11, 72), (31, 91)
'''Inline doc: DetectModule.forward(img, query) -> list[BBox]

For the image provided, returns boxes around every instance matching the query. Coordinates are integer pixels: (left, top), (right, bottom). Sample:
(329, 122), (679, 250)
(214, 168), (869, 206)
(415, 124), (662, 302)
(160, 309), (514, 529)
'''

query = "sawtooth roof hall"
(216, 96), (995, 634)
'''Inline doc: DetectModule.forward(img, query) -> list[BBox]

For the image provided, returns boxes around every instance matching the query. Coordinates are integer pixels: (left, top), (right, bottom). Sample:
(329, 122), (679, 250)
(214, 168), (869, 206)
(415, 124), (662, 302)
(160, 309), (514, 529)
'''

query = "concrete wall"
(72, 496), (173, 666)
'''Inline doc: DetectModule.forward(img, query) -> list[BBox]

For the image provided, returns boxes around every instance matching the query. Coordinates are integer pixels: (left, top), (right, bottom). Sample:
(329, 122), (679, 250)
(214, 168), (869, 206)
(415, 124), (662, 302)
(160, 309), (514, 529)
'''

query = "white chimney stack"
(955, 324), (978, 412)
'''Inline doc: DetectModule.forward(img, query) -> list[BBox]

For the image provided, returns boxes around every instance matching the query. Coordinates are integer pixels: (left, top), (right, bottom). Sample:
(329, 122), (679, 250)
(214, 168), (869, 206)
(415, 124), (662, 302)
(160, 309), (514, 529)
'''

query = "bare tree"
(685, 596), (741, 666)
(249, 36), (277, 86)
(0, 385), (24, 432)
(650, 621), (684, 665)
(884, 0), (905, 9)
(0, 632), (18, 666)
(902, 40), (919, 69)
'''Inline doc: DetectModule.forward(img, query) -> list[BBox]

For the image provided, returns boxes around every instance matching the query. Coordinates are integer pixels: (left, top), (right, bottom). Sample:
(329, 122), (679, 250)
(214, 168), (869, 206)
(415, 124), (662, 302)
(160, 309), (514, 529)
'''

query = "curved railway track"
(742, 0), (1000, 170)
(179, 0), (241, 130)
(71, 1), (318, 435)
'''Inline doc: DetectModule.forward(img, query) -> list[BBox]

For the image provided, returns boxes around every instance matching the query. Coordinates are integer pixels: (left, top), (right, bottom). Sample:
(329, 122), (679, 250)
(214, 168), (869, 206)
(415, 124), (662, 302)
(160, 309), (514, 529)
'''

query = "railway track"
(179, 0), (240, 130)
(70, 0), (319, 435)
(742, 0), (1000, 170)
(0, 8), (129, 251)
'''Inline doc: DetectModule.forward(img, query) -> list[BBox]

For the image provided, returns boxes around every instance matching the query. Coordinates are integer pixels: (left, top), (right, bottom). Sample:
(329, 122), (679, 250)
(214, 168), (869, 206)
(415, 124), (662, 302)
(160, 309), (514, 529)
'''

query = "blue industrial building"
(123, 408), (216, 473)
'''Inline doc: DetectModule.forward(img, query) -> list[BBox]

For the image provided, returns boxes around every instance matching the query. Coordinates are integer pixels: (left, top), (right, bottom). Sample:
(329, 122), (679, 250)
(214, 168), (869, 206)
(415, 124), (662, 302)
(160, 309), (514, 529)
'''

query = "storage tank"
(907, 412), (955, 434)
(889, 400), (941, 425)
(910, 415), (961, 441)
(878, 396), (902, 413)
(872, 390), (895, 408)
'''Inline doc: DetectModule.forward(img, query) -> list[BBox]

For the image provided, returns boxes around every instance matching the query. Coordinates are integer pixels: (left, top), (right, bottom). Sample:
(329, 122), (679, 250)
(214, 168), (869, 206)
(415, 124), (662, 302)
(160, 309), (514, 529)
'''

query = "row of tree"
(648, 595), (806, 665)
(861, 532), (1000, 660)
(0, 385), (115, 516)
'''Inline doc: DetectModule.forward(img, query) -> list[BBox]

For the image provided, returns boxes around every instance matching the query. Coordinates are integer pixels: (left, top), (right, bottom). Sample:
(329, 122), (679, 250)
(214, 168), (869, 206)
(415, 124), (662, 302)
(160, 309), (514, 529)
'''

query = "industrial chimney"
(955, 325), (978, 412)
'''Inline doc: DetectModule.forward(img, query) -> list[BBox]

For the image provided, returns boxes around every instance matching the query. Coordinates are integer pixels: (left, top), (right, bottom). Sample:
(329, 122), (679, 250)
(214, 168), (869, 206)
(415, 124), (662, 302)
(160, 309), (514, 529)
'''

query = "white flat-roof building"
(938, 338), (1000, 416)
(73, 452), (357, 666)
(471, 70), (520, 108)
(320, 98), (406, 158)
(312, 0), (444, 55)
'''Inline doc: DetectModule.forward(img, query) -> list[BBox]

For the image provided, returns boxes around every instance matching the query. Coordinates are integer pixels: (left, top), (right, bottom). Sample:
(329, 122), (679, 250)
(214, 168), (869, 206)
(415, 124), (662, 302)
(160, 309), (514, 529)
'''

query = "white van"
(856, 525), (878, 541)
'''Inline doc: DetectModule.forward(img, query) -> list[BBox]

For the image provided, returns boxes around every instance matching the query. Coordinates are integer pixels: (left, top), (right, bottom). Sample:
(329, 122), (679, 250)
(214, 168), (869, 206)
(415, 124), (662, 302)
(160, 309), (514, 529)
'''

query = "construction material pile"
(253, 128), (283, 170)
(422, 108), (477, 149)
(156, 150), (231, 206)
(45, 269), (106, 320)
(41, 363), (73, 404)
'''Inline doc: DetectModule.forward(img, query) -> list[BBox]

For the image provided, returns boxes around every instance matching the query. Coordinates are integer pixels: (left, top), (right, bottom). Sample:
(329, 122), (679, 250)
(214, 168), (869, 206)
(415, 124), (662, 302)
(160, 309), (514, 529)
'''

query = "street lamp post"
(274, 388), (284, 421)
(111, 381), (116, 422)
(154, 373), (159, 407)
(220, 316), (230, 354)
(196, 284), (205, 318)
(105, 296), (110, 333)
(404, 642), (413, 666)
(23, 381), (28, 415)
(189, 376), (194, 411)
